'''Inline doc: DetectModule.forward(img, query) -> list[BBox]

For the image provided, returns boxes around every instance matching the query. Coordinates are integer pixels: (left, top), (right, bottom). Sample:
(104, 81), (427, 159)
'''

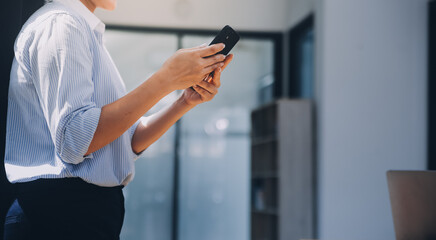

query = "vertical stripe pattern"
(5, 1), (141, 187)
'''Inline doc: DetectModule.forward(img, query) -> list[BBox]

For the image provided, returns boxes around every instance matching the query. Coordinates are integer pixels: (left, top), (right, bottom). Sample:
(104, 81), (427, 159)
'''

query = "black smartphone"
(209, 25), (240, 56)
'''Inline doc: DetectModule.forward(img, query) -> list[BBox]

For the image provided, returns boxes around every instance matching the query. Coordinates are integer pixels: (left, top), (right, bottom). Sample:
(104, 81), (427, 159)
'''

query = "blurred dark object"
(429, 0), (436, 170)
(288, 15), (314, 99)
(0, 1), (44, 239)
(387, 171), (436, 240)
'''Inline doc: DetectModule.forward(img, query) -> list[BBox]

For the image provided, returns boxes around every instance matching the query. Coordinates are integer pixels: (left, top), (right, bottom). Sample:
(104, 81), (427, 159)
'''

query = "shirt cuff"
(58, 107), (101, 164)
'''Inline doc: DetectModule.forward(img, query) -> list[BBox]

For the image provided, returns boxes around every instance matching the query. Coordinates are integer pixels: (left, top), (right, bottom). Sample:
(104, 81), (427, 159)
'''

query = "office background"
(1, 0), (434, 239)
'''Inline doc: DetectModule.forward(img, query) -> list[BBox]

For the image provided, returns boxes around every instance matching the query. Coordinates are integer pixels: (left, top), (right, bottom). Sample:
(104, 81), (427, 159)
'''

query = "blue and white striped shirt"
(5, 0), (143, 187)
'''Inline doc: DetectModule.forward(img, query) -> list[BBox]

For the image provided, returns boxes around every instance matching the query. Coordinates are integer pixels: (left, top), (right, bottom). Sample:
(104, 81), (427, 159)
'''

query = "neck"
(80, 0), (96, 12)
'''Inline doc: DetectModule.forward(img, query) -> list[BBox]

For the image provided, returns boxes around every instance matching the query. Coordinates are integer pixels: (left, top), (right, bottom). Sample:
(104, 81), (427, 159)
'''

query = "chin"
(103, 0), (117, 11)
(106, 5), (116, 11)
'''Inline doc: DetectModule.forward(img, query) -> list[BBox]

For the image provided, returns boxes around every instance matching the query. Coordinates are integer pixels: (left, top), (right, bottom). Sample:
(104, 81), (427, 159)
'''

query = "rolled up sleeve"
(129, 117), (147, 161)
(31, 14), (100, 164)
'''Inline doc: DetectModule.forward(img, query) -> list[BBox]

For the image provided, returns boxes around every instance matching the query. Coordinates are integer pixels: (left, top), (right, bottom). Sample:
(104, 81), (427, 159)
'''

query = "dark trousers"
(4, 178), (125, 240)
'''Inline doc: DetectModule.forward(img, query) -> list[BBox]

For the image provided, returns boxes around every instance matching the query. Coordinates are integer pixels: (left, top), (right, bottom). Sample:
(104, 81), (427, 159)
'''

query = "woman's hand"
(131, 54), (233, 154)
(158, 44), (227, 91)
(180, 54), (234, 107)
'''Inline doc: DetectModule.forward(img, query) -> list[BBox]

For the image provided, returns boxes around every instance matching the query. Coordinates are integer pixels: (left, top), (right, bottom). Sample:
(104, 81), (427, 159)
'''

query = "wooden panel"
(250, 99), (315, 240)
(277, 99), (314, 240)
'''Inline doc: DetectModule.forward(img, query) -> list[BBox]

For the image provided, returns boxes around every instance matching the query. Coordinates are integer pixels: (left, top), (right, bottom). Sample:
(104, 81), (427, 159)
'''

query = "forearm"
(85, 71), (172, 155)
(131, 96), (195, 154)
(85, 44), (226, 156)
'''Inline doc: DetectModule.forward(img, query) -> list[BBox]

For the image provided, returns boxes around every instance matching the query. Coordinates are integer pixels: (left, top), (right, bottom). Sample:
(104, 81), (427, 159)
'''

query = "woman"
(3, 0), (233, 239)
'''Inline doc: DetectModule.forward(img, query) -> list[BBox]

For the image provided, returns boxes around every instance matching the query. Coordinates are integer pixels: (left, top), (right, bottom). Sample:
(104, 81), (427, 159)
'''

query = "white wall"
(315, 0), (428, 239)
(96, 0), (314, 32)
(95, 0), (288, 31)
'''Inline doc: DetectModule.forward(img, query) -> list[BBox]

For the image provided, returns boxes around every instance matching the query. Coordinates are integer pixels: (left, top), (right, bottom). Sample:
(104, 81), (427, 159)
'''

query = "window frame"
(287, 14), (314, 98)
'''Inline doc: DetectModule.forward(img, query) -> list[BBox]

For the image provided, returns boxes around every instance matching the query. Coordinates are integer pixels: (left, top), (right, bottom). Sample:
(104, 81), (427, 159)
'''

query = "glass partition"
(105, 31), (178, 240)
(178, 36), (274, 240)
(104, 29), (276, 240)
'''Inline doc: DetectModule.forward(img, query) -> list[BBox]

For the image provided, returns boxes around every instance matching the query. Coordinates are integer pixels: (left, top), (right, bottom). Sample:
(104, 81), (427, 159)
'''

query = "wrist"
(177, 94), (197, 109)
(149, 68), (176, 95)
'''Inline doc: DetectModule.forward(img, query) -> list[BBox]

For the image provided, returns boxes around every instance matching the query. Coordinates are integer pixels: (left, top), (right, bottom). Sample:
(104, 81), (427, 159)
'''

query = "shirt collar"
(54, 0), (105, 34)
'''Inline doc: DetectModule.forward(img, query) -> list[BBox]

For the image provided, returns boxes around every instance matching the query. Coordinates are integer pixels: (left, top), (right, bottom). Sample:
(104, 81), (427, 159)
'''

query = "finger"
(202, 62), (224, 75)
(196, 43), (225, 57)
(210, 54), (232, 87)
(197, 80), (218, 95)
(187, 43), (208, 51)
(221, 54), (234, 70)
(211, 67), (222, 87)
(202, 54), (226, 67)
(193, 85), (211, 100)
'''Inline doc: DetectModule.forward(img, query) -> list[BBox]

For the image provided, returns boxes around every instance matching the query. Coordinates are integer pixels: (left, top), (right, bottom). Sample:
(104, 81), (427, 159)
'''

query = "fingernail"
(222, 44), (226, 48)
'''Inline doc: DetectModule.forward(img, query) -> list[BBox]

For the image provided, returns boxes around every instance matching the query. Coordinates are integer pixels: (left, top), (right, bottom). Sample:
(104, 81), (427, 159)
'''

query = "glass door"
(177, 36), (274, 240)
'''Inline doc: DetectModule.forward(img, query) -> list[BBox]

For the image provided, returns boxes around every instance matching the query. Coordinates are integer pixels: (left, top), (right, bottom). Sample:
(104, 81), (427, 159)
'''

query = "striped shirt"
(5, 0), (143, 187)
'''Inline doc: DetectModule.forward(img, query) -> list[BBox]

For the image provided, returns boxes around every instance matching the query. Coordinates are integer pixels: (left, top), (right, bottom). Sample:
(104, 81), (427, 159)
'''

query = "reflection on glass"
(299, 29), (314, 99)
(104, 31), (179, 90)
(104, 30), (178, 240)
(178, 36), (274, 240)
